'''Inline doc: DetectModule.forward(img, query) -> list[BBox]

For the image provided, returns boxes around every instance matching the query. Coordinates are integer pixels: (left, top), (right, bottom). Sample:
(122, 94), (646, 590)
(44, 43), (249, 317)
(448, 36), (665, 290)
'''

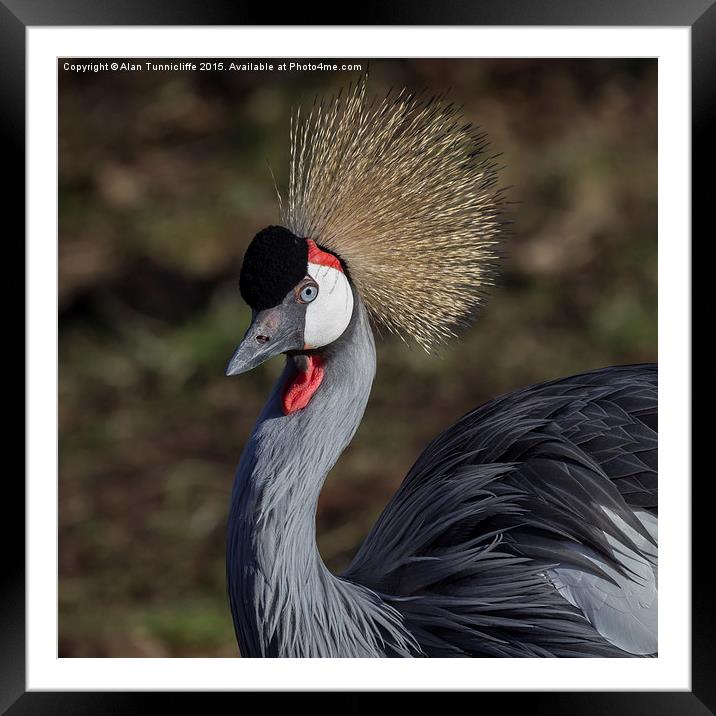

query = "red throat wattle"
(282, 355), (325, 415)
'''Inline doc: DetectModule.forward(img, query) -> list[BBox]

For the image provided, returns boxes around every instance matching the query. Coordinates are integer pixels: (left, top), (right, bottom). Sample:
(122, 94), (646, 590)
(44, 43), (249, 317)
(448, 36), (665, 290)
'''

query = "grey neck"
(227, 295), (419, 657)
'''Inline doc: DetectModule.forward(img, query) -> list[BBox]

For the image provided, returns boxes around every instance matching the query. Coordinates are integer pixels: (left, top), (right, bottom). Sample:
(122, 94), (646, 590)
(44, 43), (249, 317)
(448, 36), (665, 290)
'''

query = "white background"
(27, 26), (691, 690)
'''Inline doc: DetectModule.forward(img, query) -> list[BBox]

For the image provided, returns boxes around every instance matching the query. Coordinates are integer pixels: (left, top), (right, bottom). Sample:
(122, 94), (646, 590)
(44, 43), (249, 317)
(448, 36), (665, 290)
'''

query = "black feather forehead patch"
(239, 226), (308, 310)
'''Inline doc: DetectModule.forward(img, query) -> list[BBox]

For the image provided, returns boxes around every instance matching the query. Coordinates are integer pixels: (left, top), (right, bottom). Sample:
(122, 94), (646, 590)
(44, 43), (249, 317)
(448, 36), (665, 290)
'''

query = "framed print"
(8, 0), (707, 711)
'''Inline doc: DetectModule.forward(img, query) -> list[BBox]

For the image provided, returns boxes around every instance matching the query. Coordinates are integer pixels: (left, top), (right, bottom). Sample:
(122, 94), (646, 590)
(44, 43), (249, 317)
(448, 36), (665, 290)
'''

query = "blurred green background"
(58, 59), (657, 657)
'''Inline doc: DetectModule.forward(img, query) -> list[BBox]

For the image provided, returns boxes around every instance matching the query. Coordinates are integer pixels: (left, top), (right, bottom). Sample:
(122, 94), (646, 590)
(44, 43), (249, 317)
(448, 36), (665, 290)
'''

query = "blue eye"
(299, 284), (318, 303)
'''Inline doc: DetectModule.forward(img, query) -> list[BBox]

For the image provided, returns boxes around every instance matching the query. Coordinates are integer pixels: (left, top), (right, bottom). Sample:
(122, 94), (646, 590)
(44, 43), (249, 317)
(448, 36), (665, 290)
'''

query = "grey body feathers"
(227, 295), (658, 657)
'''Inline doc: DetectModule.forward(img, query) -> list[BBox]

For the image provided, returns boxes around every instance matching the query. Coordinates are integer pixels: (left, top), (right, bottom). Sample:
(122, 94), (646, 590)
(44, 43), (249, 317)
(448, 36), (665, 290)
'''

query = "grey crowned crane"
(224, 80), (657, 657)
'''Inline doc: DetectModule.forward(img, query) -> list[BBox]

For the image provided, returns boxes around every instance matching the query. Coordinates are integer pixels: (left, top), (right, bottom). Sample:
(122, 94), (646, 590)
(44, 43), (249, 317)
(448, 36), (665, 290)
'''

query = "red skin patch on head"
(282, 354), (325, 415)
(306, 239), (343, 272)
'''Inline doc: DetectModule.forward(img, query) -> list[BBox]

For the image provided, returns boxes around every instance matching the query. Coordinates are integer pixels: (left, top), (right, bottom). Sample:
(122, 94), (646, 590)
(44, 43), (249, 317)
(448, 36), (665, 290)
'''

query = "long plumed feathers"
(280, 78), (505, 351)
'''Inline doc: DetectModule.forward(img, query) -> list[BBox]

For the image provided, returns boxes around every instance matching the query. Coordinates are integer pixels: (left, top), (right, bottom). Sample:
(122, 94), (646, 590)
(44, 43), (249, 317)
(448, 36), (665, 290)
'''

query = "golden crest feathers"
(279, 77), (505, 352)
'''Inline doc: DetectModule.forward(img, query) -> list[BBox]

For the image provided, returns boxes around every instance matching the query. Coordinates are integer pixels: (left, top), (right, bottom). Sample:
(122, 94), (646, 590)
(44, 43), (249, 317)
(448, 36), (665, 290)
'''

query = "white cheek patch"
(304, 262), (354, 349)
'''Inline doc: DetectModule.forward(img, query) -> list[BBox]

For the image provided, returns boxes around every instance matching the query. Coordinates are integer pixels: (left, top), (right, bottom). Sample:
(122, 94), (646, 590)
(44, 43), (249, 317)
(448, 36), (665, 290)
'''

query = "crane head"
(225, 225), (353, 376)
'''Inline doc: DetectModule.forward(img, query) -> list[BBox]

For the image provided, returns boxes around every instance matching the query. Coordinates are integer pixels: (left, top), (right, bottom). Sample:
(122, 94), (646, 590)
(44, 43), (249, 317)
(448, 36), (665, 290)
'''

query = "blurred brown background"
(58, 58), (657, 657)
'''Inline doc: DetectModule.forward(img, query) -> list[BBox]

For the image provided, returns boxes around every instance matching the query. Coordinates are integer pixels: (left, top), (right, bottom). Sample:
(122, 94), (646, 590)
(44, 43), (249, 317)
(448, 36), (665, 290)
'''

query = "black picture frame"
(6, 0), (705, 711)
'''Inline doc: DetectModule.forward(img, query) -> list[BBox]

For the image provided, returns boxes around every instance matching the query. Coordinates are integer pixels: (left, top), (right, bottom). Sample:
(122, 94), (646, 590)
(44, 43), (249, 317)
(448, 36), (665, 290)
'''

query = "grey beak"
(225, 306), (303, 376)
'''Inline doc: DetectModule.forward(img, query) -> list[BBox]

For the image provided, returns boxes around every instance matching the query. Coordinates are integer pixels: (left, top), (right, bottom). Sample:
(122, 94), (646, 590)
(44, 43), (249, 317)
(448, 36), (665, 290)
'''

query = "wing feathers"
(345, 364), (658, 657)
